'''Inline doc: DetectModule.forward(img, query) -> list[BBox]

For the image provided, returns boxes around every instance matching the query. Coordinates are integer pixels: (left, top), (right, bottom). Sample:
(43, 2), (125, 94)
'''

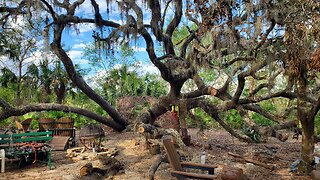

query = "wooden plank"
(162, 135), (183, 171)
(49, 136), (70, 151)
(171, 170), (217, 179)
(181, 162), (217, 172)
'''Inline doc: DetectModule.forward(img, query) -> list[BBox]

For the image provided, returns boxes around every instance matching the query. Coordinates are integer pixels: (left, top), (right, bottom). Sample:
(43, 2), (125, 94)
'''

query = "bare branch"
(165, 0), (182, 37)
(40, 0), (57, 21)
(253, 19), (276, 54)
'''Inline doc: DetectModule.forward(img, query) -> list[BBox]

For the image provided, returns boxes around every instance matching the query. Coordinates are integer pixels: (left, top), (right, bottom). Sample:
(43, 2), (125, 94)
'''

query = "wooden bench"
(163, 135), (218, 179)
(0, 131), (53, 170)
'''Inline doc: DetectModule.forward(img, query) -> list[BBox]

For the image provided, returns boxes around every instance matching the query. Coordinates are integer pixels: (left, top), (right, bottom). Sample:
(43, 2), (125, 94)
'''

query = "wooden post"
(0, 149), (5, 173)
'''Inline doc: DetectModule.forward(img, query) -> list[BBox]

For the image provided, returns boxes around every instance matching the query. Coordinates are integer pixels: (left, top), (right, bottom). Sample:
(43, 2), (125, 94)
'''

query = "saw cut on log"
(228, 152), (275, 170)
(80, 163), (93, 176)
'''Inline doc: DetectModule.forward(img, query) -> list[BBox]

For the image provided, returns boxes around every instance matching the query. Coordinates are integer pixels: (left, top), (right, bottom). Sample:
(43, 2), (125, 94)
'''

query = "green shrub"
(251, 113), (276, 126)
(224, 109), (243, 129)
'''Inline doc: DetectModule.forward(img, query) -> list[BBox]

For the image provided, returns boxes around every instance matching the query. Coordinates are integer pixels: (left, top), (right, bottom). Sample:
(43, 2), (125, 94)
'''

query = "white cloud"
(67, 50), (89, 65)
(72, 43), (86, 49)
(136, 63), (160, 75)
(68, 50), (83, 59)
(131, 46), (146, 52)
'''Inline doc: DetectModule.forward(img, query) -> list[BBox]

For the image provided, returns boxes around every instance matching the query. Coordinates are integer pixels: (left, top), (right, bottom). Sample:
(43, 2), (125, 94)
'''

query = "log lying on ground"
(228, 152), (275, 170)
(148, 154), (166, 180)
(137, 124), (186, 149)
(80, 163), (94, 176)
(80, 157), (123, 177)
(137, 124), (166, 139)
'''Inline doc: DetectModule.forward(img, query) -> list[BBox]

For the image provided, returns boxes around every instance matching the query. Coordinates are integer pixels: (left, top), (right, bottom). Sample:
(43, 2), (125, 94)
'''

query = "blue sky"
(60, 0), (161, 76)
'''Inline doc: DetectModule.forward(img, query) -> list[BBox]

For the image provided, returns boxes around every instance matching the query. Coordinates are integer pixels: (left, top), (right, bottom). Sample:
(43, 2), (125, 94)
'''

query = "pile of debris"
(66, 147), (118, 161)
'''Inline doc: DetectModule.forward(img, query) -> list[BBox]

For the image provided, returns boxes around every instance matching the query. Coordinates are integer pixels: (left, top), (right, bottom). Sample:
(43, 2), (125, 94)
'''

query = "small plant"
(242, 126), (261, 143)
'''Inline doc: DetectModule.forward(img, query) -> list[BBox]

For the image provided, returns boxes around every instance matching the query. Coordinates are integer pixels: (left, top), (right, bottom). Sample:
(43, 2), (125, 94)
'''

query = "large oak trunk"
(297, 75), (315, 174)
(298, 116), (315, 174)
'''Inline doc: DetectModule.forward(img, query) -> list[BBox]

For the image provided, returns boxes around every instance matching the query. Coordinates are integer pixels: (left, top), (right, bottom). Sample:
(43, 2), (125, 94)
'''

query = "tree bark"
(297, 73), (315, 174)
(148, 154), (166, 180)
(0, 101), (124, 131)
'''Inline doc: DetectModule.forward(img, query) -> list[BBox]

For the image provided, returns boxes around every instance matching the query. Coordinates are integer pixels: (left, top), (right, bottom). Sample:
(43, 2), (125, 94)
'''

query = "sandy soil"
(0, 128), (312, 180)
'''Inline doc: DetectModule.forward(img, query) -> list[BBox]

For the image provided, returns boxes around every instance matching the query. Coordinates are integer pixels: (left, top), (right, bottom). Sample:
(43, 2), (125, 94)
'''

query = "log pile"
(66, 147), (118, 161)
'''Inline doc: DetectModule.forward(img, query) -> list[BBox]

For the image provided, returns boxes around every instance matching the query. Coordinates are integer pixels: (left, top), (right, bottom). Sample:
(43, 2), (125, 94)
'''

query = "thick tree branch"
(0, 103), (124, 131)
(165, 0), (182, 37)
(51, 42), (128, 127)
(199, 100), (252, 143)
(40, 0), (57, 21)
(242, 104), (283, 123)
(148, 0), (162, 41)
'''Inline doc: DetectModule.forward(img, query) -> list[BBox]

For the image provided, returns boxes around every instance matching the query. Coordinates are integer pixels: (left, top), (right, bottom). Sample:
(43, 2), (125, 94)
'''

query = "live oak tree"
(1, 0), (320, 173)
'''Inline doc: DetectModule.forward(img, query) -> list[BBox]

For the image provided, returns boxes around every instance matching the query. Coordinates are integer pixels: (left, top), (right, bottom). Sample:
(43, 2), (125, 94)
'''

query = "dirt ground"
(0, 128), (312, 180)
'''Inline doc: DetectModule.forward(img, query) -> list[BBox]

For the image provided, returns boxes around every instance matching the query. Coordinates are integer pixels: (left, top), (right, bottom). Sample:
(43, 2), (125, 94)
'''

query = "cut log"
(228, 152), (275, 170)
(221, 165), (244, 180)
(80, 157), (123, 177)
(148, 154), (166, 180)
(137, 124), (164, 139)
(80, 163), (93, 177)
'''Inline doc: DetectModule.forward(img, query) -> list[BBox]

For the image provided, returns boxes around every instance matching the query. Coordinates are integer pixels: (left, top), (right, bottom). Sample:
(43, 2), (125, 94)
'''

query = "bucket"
(38, 118), (55, 130)
(56, 117), (74, 129)
(21, 118), (33, 131)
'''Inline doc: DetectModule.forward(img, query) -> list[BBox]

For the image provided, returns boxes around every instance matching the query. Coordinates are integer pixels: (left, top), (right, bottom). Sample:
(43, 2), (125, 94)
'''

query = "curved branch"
(0, 103), (124, 131)
(165, 0), (182, 37)
(242, 104), (283, 123)
(253, 19), (276, 54)
(68, 0), (85, 15)
(180, 30), (196, 58)
(90, 0), (103, 26)
(125, 0), (167, 70)
(199, 100), (252, 143)
(239, 91), (297, 104)
(40, 0), (57, 21)
(51, 42), (128, 127)
(161, 0), (173, 29)
(148, 0), (162, 41)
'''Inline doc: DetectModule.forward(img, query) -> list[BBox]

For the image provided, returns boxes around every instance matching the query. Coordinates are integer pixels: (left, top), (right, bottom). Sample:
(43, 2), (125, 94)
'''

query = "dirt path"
(0, 128), (311, 180)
